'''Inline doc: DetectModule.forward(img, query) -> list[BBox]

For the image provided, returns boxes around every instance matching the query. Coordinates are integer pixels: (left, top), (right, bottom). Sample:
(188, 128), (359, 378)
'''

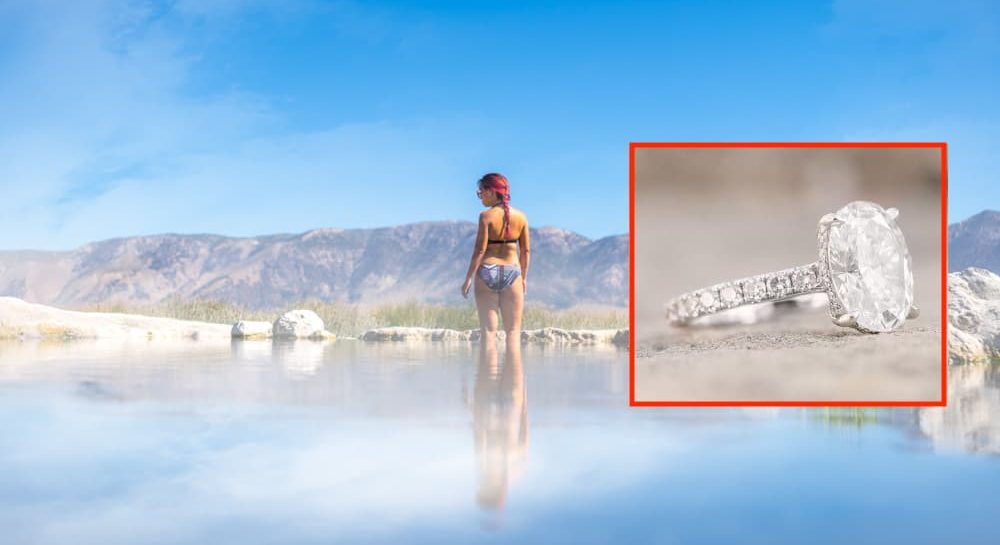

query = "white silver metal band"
(665, 262), (825, 324)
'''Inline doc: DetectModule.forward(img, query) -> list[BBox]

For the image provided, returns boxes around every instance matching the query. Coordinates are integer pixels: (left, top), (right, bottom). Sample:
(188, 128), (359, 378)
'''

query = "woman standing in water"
(462, 173), (531, 345)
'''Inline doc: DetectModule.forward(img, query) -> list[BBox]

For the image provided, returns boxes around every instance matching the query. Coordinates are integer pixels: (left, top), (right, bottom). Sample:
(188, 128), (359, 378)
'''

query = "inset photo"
(630, 143), (946, 405)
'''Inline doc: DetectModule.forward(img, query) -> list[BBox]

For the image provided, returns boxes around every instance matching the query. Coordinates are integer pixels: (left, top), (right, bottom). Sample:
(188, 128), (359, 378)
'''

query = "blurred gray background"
(635, 147), (943, 402)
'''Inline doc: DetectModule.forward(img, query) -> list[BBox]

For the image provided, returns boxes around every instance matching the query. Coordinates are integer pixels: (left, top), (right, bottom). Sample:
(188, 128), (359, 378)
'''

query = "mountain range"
(949, 210), (1000, 273)
(0, 209), (993, 311)
(0, 222), (627, 310)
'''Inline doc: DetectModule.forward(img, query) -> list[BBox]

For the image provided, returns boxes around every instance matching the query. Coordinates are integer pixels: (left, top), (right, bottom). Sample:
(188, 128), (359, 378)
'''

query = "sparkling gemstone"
(825, 201), (913, 332)
(792, 267), (818, 291)
(683, 295), (698, 317)
(743, 278), (767, 302)
(698, 290), (717, 311)
(719, 285), (741, 306)
(767, 275), (791, 298)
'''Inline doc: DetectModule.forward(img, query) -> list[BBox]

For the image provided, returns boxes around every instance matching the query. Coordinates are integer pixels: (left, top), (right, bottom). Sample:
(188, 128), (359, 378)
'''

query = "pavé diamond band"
(665, 201), (918, 334)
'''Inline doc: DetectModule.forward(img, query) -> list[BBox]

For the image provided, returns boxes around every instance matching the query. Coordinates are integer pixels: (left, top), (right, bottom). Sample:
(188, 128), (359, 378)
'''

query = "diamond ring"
(665, 201), (917, 333)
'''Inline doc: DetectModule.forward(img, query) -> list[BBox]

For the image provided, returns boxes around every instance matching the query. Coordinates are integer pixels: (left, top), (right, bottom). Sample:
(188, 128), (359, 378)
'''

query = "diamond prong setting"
(833, 313), (858, 328)
(818, 213), (840, 228)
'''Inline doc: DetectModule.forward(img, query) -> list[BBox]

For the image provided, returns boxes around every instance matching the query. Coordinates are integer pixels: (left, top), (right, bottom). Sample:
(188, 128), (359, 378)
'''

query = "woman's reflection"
(472, 335), (528, 511)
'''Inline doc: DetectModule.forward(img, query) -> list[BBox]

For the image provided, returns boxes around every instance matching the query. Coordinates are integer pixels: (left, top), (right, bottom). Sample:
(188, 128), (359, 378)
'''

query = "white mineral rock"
(231, 320), (273, 339)
(948, 267), (1000, 364)
(272, 309), (330, 340)
(0, 296), (230, 340)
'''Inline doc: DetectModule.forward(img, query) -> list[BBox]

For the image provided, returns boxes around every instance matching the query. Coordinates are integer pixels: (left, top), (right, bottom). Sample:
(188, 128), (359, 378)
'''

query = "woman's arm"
(462, 213), (490, 298)
(518, 218), (530, 294)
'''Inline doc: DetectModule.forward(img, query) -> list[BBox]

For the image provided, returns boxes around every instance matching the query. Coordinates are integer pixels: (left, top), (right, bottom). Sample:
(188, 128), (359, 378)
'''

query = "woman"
(462, 173), (531, 345)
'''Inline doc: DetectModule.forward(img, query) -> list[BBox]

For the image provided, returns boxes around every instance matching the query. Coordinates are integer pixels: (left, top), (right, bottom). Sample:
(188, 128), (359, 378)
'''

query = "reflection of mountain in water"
(919, 363), (1000, 455)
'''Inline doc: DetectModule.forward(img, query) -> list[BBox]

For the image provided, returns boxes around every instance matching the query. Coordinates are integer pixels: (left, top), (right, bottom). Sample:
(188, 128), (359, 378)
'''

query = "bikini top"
(487, 211), (519, 244)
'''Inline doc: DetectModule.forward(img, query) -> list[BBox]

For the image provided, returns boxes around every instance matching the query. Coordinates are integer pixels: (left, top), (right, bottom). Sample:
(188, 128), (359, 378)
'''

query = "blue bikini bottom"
(477, 263), (521, 292)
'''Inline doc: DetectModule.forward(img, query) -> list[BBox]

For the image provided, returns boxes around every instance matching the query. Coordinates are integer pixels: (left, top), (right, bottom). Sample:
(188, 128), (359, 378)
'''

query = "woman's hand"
(521, 277), (527, 296)
(462, 277), (473, 298)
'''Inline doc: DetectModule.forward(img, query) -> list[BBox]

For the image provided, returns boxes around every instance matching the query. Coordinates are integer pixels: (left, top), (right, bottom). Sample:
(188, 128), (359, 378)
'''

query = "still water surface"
(0, 339), (997, 544)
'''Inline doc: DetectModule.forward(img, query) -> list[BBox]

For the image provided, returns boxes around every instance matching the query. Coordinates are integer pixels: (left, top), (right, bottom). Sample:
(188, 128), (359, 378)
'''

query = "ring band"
(666, 262), (824, 324)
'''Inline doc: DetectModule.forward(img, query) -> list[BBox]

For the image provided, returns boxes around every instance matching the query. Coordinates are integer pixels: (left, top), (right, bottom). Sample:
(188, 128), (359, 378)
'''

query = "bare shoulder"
(509, 206), (528, 223)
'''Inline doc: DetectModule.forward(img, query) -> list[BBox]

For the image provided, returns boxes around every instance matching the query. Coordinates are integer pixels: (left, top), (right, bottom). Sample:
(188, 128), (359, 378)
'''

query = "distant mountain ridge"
(949, 210), (1000, 273)
(0, 221), (627, 310)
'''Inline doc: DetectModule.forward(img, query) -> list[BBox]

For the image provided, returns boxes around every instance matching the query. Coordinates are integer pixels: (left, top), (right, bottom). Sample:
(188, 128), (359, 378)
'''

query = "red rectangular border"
(628, 142), (948, 407)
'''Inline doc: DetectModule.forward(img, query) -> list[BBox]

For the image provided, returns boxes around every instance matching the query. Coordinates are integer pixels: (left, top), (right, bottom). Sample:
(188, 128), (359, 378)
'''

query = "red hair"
(478, 172), (512, 239)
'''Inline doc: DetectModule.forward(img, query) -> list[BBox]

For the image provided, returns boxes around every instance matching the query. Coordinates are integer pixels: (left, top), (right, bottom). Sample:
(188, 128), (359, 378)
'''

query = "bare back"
(482, 206), (528, 265)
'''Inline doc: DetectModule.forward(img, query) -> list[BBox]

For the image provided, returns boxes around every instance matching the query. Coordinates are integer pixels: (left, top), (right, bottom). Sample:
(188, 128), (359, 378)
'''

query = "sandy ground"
(634, 147), (943, 402)
(636, 307), (942, 401)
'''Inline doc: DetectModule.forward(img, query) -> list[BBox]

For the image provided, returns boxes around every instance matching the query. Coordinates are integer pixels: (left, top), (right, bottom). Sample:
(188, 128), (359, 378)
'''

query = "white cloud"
(45, 117), (495, 243)
(0, 0), (495, 250)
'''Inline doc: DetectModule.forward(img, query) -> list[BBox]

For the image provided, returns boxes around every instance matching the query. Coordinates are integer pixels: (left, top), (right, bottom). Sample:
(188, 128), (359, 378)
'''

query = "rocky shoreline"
(0, 296), (232, 341)
(359, 326), (629, 346)
(0, 297), (627, 347)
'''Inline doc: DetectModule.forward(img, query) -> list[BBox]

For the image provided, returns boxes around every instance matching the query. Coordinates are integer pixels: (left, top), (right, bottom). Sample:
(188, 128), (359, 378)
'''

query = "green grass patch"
(807, 407), (884, 427)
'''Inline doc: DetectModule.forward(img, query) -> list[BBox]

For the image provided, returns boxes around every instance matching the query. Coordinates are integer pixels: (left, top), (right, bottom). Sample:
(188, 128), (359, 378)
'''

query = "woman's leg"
(498, 273), (525, 344)
(474, 275), (500, 349)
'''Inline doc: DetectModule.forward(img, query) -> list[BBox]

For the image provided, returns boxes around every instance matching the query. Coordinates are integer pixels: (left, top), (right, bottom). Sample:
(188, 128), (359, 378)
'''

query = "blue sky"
(0, 0), (997, 250)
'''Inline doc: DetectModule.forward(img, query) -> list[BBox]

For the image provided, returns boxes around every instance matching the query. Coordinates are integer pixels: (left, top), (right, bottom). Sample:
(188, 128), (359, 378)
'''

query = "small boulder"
(431, 328), (473, 341)
(523, 327), (573, 343)
(469, 329), (507, 342)
(361, 327), (422, 341)
(231, 320), (273, 339)
(273, 310), (327, 340)
(613, 329), (629, 347)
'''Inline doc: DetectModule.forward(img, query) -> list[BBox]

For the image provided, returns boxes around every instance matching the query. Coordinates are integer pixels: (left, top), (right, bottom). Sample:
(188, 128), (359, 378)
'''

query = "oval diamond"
(825, 201), (914, 332)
